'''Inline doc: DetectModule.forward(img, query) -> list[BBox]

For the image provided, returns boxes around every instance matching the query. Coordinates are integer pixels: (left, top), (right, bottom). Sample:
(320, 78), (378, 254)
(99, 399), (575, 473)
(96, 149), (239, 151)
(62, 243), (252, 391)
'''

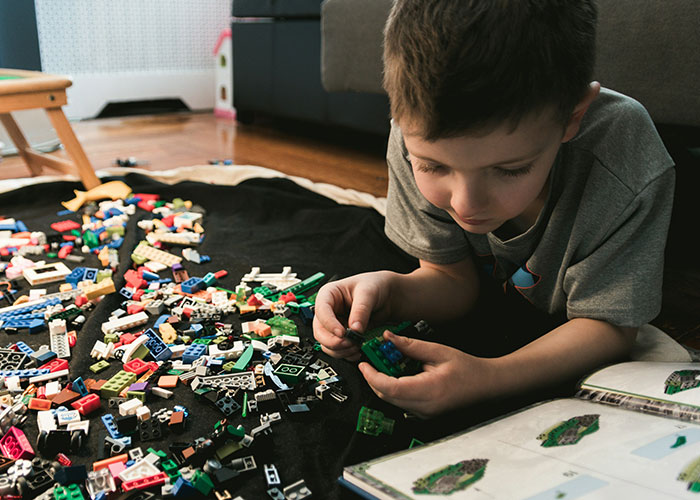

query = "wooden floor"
(0, 112), (390, 197)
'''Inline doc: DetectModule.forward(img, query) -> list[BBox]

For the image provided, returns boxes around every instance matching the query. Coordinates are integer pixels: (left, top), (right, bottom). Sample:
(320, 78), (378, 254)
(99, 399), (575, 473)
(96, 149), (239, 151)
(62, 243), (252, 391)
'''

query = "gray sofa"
(321, 0), (700, 128)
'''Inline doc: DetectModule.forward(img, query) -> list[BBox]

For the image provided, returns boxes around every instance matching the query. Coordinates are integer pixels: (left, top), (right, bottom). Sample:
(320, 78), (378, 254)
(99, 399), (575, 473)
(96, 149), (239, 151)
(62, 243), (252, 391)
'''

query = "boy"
(313, 0), (675, 418)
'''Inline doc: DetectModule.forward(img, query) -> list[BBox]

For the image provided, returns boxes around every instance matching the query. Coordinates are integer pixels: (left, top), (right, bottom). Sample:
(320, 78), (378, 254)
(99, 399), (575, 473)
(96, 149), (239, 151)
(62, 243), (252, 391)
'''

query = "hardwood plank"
(0, 112), (390, 197)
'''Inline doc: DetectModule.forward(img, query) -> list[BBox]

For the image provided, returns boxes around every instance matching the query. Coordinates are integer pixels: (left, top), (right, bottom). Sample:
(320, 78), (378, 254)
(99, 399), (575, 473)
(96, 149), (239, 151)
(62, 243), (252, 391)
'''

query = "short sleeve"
(384, 122), (472, 264)
(564, 168), (675, 327)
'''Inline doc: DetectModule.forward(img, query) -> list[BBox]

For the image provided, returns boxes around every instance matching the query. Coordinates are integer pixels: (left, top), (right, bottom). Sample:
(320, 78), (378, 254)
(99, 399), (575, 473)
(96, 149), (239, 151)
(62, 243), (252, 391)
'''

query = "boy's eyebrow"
(409, 151), (541, 168)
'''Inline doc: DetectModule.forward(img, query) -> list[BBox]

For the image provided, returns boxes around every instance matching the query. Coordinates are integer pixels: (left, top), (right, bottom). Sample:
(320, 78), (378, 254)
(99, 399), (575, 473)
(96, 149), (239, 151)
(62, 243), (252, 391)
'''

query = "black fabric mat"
(0, 174), (572, 499)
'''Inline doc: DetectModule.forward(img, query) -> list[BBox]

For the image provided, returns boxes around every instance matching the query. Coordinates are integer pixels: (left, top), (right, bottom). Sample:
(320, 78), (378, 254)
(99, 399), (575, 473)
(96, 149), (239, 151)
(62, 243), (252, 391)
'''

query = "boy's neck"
(494, 176), (551, 240)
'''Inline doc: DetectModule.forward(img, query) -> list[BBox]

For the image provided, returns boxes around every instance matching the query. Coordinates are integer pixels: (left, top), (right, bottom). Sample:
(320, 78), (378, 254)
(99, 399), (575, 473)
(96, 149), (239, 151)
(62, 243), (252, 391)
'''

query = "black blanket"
(0, 174), (572, 499)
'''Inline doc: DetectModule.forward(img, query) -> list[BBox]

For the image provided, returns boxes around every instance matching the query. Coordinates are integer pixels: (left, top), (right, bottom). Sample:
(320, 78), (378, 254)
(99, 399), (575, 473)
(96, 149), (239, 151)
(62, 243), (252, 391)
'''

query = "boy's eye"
(412, 160), (444, 174)
(494, 164), (533, 178)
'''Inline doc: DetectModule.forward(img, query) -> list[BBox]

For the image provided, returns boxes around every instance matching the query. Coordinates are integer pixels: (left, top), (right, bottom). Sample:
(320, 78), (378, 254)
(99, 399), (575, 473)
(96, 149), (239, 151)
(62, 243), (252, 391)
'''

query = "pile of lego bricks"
(0, 174), (425, 500)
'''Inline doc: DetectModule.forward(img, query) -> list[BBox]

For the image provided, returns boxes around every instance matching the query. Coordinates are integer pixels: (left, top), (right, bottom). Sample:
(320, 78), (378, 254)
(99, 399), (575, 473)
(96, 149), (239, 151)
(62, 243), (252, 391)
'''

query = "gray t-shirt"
(385, 88), (675, 328)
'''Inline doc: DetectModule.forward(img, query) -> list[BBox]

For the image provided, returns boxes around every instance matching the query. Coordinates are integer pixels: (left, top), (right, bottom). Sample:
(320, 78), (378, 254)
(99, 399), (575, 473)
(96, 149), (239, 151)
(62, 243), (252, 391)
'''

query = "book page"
(578, 362), (700, 416)
(344, 399), (700, 499)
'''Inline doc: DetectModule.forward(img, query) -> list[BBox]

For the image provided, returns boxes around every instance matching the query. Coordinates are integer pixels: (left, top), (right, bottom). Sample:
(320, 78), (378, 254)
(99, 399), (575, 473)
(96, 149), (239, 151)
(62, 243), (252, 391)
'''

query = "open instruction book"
(342, 361), (700, 499)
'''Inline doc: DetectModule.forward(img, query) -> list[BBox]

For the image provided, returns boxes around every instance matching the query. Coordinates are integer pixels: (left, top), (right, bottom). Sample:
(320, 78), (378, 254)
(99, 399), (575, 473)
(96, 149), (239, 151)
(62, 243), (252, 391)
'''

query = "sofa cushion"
(233, 0), (322, 18)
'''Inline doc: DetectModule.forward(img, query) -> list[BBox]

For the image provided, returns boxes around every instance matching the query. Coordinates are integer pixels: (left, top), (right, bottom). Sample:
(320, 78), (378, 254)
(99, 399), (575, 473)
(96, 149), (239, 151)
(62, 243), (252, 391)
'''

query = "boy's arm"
(389, 257), (481, 322)
(360, 318), (637, 418)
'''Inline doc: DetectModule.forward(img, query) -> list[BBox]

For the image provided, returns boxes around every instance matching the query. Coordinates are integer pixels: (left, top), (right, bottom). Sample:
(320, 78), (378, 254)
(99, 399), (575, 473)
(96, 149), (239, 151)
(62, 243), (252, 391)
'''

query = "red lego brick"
(58, 244), (74, 259)
(123, 358), (150, 375)
(121, 472), (168, 492)
(124, 269), (147, 289)
(71, 393), (101, 416)
(39, 358), (70, 373)
(56, 453), (72, 466)
(126, 304), (144, 315)
(50, 220), (81, 233)
(0, 427), (34, 460)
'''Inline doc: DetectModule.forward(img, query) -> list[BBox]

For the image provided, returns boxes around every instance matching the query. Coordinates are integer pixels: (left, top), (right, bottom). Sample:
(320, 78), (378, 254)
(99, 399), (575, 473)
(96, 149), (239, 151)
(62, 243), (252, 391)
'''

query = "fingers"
(358, 362), (431, 415)
(346, 284), (379, 333)
(313, 284), (347, 338)
(383, 331), (445, 364)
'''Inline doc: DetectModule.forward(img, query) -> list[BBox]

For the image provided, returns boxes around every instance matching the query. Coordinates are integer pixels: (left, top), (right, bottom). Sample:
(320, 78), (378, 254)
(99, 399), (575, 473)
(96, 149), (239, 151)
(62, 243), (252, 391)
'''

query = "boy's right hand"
(313, 271), (396, 360)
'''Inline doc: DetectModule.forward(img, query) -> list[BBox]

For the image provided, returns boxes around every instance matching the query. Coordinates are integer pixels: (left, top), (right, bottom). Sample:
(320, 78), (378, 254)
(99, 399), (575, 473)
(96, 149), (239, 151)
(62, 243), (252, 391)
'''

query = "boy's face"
(402, 110), (573, 235)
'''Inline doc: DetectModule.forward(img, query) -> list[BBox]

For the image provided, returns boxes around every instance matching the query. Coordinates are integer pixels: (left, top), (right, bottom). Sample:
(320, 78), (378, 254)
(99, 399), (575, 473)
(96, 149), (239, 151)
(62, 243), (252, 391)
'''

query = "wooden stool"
(0, 68), (101, 189)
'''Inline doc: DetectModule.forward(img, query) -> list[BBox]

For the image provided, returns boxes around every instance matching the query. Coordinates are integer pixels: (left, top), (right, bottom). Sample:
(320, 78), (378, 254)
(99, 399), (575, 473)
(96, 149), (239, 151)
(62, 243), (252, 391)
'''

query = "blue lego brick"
(144, 328), (173, 361)
(15, 220), (27, 232)
(0, 297), (61, 320)
(180, 277), (205, 294)
(57, 209), (74, 216)
(101, 414), (124, 439)
(65, 267), (87, 285)
(0, 221), (17, 231)
(153, 315), (170, 329)
(33, 349), (57, 364)
(1, 318), (46, 334)
(83, 268), (98, 282)
(14, 341), (34, 356)
(108, 238), (124, 249)
(72, 377), (89, 396)
(182, 344), (207, 364)
(119, 287), (134, 300)
(0, 368), (50, 379)
(379, 341), (403, 364)
(141, 270), (159, 281)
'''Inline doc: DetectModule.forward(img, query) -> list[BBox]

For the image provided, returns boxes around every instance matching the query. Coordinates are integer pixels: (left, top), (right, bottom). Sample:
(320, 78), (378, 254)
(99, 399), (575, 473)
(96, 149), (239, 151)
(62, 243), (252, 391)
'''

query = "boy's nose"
(450, 181), (487, 219)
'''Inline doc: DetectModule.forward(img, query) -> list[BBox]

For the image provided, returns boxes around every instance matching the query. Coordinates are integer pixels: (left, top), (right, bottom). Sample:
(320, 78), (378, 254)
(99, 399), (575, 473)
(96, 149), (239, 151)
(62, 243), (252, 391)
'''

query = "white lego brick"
(44, 381), (61, 399)
(5, 376), (21, 392)
(136, 406), (151, 421)
(251, 340), (268, 352)
(118, 459), (160, 483)
(37, 411), (57, 433)
(151, 387), (173, 399)
(67, 420), (90, 435)
(114, 334), (148, 363)
(169, 344), (187, 359)
(119, 398), (143, 416)
(143, 261), (168, 273)
(22, 261), (71, 286)
(29, 368), (70, 385)
(101, 311), (149, 334)
(56, 409), (81, 426)
(50, 330), (71, 359)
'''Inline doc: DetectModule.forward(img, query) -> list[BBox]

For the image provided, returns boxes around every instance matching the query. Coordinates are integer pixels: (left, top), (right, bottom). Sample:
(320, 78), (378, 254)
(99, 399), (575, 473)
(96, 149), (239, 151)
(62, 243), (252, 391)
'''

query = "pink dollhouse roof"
(213, 28), (232, 56)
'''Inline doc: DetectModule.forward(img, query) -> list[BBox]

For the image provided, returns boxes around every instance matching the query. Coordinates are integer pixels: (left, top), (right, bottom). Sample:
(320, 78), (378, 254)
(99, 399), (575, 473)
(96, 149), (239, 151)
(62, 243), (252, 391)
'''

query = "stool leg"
(45, 107), (101, 189)
(0, 113), (45, 177)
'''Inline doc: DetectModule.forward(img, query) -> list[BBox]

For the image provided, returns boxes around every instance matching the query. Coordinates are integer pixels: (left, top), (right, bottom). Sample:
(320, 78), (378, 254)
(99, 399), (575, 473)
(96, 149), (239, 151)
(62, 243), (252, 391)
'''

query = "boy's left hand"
(359, 331), (493, 418)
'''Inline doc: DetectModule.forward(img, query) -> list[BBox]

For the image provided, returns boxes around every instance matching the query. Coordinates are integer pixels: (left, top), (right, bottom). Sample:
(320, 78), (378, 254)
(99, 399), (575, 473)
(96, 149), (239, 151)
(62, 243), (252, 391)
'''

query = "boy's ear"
(561, 82), (601, 143)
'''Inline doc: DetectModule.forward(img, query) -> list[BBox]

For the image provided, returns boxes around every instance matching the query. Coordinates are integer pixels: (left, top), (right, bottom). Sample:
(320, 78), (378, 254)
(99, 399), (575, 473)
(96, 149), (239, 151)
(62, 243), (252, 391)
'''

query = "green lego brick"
(230, 345), (254, 373)
(53, 483), (85, 500)
(131, 343), (150, 360)
(264, 271), (325, 301)
(361, 336), (421, 377)
(127, 390), (146, 403)
(356, 407), (394, 436)
(161, 458), (181, 480)
(273, 363), (305, 384)
(193, 470), (215, 496)
(266, 316), (297, 337)
(103, 333), (119, 344)
(100, 370), (137, 399)
(147, 447), (168, 458)
(96, 269), (114, 282)
(90, 360), (110, 373)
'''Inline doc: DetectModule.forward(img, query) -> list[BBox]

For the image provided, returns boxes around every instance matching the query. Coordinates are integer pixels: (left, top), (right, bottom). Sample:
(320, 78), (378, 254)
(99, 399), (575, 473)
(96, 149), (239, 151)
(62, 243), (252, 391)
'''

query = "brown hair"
(383, 0), (597, 140)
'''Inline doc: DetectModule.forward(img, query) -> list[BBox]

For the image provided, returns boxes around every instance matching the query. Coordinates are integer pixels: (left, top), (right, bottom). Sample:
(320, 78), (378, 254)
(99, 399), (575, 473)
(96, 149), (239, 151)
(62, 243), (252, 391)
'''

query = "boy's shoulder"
(567, 88), (674, 194)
